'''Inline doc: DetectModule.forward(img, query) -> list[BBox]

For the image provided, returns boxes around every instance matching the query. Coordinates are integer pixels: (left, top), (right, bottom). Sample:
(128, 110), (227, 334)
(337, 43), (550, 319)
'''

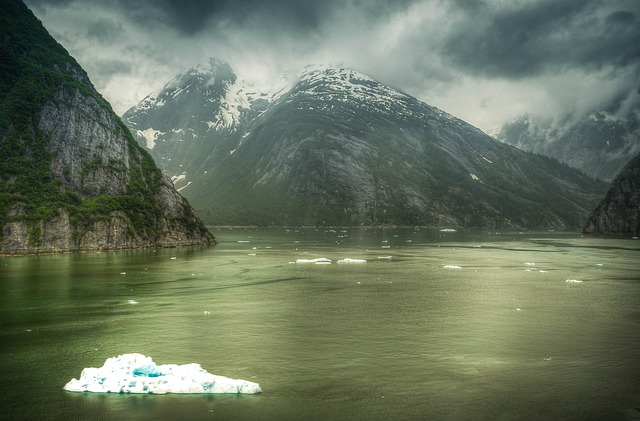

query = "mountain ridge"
(124, 59), (608, 229)
(496, 107), (640, 182)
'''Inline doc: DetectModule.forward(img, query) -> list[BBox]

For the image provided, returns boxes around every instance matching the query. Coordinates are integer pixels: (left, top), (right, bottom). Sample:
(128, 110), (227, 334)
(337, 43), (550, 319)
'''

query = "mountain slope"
(583, 152), (640, 236)
(125, 65), (608, 229)
(122, 58), (279, 191)
(0, 0), (215, 253)
(496, 109), (640, 182)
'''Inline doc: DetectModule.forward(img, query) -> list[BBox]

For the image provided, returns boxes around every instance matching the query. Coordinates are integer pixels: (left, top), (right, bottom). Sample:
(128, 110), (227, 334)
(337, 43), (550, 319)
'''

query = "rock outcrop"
(0, 0), (215, 253)
(583, 153), (640, 236)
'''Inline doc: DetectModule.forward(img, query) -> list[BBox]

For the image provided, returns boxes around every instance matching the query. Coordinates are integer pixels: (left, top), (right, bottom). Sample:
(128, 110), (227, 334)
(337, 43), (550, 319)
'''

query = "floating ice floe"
(63, 353), (262, 395)
(337, 258), (367, 264)
(443, 265), (462, 269)
(565, 279), (583, 284)
(295, 258), (332, 264)
(440, 228), (457, 232)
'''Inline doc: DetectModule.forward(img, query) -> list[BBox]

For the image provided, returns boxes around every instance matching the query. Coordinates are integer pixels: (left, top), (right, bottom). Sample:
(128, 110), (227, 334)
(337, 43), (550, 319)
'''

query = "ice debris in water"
(337, 258), (367, 264)
(63, 353), (262, 395)
(295, 258), (332, 264)
(443, 265), (462, 269)
(565, 279), (583, 284)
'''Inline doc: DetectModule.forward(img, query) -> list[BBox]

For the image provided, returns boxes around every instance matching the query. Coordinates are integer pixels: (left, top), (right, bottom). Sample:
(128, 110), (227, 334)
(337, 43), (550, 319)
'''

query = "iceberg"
(337, 258), (367, 264)
(295, 258), (332, 264)
(63, 353), (262, 395)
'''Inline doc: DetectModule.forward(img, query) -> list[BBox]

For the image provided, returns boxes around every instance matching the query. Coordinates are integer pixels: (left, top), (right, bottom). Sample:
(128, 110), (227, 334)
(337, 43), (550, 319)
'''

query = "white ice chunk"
(440, 228), (457, 232)
(443, 265), (462, 269)
(63, 353), (261, 395)
(295, 258), (332, 264)
(337, 258), (367, 264)
(136, 128), (163, 150)
(565, 279), (583, 284)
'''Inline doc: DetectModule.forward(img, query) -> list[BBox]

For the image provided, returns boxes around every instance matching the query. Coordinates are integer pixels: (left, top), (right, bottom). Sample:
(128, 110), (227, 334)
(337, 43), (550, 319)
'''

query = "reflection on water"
(1, 228), (639, 420)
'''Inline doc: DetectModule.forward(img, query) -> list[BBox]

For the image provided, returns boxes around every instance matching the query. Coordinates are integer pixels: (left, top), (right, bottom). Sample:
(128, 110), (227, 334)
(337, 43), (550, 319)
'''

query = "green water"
(1, 228), (639, 420)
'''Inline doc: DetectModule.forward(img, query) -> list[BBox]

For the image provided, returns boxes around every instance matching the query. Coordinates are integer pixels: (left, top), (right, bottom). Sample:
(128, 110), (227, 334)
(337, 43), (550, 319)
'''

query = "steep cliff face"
(0, 0), (215, 253)
(583, 153), (640, 236)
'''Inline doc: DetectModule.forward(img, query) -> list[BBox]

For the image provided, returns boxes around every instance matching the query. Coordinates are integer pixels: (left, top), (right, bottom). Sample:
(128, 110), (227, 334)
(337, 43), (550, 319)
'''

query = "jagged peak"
(164, 57), (235, 94)
(290, 64), (411, 104)
(124, 58), (237, 117)
(180, 57), (235, 84)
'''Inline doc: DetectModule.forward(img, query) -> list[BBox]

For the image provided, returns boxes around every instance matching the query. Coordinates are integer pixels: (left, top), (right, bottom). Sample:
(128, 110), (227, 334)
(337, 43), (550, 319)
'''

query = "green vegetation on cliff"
(0, 0), (212, 249)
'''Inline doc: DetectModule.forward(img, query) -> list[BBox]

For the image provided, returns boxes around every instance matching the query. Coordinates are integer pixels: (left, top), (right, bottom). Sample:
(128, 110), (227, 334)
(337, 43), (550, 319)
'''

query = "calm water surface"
(1, 228), (639, 420)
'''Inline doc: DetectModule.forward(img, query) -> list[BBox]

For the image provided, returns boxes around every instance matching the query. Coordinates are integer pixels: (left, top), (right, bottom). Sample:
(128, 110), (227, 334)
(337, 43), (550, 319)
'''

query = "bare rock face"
(0, 0), (215, 253)
(583, 153), (640, 236)
(43, 90), (132, 198)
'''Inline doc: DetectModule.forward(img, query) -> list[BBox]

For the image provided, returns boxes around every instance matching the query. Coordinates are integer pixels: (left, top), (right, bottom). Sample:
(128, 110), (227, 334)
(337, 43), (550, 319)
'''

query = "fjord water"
(1, 228), (639, 421)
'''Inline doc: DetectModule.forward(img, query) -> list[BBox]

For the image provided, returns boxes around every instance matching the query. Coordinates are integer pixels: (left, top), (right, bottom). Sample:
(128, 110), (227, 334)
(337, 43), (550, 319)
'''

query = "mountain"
(124, 62), (609, 229)
(0, 0), (215, 253)
(583, 152), (640, 236)
(496, 108), (640, 182)
(122, 58), (284, 191)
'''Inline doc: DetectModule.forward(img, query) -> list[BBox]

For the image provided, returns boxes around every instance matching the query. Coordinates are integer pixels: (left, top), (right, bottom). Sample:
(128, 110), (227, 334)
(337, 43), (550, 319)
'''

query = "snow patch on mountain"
(289, 66), (466, 128)
(172, 173), (187, 184)
(206, 81), (253, 132)
(177, 182), (191, 192)
(135, 127), (163, 149)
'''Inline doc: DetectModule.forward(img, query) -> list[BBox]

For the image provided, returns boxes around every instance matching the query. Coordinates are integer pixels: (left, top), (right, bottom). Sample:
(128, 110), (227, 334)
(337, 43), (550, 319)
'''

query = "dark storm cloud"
(22, 0), (640, 129)
(28, 0), (418, 35)
(29, 0), (324, 34)
(442, 0), (640, 78)
(85, 17), (125, 43)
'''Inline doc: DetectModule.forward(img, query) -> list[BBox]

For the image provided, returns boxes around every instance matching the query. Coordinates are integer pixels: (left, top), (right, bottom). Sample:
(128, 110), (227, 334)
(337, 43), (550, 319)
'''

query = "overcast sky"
(24, 0), (640, 134)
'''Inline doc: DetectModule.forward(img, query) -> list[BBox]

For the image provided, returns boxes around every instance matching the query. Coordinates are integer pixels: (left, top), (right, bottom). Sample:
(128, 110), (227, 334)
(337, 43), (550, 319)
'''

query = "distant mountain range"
(0, 0), (215, 253)
(124, 59), (609, 230)
(496, 108), (640, 182)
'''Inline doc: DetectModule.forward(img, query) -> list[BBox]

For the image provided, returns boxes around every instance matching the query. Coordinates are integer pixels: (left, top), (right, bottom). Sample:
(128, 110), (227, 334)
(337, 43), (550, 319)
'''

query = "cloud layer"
(25, 0), (640, 133)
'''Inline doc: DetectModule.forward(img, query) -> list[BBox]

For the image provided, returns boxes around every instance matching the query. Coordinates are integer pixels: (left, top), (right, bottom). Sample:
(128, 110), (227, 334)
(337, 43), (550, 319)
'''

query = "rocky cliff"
(0, 0), (215, 253)
(583, 153), (640, 236)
